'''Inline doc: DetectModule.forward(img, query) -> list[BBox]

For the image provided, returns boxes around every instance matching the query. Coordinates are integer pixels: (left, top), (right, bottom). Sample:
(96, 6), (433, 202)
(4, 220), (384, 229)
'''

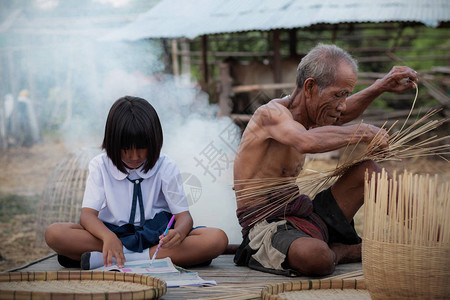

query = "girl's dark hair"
(102, 96), (163, 173)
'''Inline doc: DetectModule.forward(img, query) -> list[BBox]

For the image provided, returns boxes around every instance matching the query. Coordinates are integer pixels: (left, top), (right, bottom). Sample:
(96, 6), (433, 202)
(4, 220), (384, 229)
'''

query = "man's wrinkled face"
(312, 63), (357, 126)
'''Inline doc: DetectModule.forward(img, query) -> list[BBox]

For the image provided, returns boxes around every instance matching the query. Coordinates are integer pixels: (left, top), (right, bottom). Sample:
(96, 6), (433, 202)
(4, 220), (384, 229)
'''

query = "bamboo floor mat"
(5, 254), (364, 299)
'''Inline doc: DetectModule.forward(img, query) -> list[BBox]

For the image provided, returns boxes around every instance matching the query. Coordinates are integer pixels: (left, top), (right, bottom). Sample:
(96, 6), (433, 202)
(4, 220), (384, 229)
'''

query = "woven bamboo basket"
(35, 147), (100, 246)
(261, 279), (369, 300)
(362, 170), (450, 300)
(362, 240), (450, 299)
(0, 271), (166, 300)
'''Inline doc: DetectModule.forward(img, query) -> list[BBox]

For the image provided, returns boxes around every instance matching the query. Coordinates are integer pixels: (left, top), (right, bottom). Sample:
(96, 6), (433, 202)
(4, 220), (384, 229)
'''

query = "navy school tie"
(127, 177), (145, 227)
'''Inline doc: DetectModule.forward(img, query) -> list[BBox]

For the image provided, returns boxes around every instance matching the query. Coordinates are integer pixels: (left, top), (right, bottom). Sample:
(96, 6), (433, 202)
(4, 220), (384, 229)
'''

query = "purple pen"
(149, 214), (176, 266)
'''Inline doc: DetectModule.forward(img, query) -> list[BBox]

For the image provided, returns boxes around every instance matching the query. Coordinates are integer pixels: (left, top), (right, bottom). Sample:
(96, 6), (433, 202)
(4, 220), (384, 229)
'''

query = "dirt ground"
(0, 140), (448, 272)
(0, 141), (68, 272)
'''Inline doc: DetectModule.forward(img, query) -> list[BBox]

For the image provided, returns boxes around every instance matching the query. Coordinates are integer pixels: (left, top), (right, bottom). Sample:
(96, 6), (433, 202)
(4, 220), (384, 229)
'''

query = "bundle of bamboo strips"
(362, 169), (450, 300)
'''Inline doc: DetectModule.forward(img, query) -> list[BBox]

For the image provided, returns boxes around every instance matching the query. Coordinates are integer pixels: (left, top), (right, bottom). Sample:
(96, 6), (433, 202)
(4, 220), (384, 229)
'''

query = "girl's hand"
(158, 211), (193, 249)
(102, 234), (125, 268)
(158, 229), (184, 249)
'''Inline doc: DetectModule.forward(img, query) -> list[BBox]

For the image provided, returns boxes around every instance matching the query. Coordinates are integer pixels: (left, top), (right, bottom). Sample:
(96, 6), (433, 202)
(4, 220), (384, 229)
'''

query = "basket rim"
(261, 278), (366, 300)
(0, 270), (166, 299)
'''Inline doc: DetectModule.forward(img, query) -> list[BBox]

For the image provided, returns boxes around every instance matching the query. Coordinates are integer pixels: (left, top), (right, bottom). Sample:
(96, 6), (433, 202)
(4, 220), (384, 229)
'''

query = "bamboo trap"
(35, 147), (100, 246)
(362, 169), (450, 300)
(236, 82), (450, 227)
(363, 169), (449, 246)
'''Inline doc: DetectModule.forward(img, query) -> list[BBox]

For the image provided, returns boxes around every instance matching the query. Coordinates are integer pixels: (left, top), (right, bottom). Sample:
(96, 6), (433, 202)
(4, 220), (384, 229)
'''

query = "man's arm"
(337, 66), (418, 124)
(262, 104), (388, 154)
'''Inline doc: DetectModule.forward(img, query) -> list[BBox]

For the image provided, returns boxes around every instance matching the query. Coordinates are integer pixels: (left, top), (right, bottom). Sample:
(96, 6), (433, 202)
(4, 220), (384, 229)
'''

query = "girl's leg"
(153, 227), (228, 267)
(45, 222), (103, 260)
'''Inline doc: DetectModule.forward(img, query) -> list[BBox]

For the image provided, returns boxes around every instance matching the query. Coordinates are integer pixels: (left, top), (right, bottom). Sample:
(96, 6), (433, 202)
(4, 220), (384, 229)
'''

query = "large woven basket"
(35, 148), (100, 246)
(261, 279), (369, 299)
(362, 239), (450, 299)
(362, 170), (450, 300)
(0, 271), (166, 300)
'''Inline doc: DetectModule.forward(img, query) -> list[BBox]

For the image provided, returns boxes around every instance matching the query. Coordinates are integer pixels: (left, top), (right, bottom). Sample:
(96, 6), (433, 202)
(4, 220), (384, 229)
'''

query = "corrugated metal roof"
(102, 0), (450, 41)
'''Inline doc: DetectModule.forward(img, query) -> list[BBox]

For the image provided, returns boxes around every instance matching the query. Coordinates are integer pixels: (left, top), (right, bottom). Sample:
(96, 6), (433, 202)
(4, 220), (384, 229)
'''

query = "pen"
(149, 214), (176, 266)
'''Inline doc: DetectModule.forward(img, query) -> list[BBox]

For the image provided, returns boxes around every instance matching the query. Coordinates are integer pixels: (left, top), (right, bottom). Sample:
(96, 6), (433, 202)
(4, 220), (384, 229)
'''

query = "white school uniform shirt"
(82, 152), (189, 226)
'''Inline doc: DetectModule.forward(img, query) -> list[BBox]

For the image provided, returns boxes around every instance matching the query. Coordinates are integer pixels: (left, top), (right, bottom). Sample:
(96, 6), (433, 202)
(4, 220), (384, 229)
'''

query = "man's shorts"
(234, 187), (361, 276)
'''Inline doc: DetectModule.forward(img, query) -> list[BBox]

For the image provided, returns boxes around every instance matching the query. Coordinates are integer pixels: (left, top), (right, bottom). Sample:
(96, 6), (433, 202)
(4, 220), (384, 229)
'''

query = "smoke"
(138, 77), (243, 244)
(2, 1), (242, 243)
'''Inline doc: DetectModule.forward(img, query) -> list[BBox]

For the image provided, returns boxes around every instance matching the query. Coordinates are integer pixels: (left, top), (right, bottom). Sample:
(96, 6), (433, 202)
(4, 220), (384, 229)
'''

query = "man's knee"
(287, 238), (336, 276)
(339, 160), (383, 189)
(356, 160), (382, 177)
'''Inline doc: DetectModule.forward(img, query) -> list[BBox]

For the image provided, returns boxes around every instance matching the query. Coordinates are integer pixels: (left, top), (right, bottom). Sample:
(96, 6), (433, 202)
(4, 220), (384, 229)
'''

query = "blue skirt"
(103, 211), (173, 253)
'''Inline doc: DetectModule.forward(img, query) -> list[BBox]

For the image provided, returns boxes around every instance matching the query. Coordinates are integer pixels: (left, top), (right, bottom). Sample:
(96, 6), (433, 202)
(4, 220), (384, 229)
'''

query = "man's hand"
(361, 123), (389, 149)
(376, 66), (418, 93)
(102, 233), (125, 268)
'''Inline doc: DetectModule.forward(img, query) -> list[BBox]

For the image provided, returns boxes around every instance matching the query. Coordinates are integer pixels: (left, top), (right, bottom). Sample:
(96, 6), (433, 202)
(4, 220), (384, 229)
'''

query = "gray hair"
(296, 44), (358, 91)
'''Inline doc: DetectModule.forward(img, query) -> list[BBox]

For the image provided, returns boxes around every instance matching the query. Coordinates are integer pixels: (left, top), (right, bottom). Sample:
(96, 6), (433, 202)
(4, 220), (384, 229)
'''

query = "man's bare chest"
(264, 144), (305, 177)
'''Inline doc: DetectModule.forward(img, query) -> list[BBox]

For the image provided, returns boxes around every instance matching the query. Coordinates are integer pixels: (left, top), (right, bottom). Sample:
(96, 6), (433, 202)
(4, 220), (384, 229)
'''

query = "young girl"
(45, 96), (228, 269)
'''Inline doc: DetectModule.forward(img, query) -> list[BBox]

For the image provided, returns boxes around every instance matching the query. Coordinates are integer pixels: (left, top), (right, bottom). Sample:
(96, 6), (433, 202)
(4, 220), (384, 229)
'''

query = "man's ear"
(303, 78), (315, 98)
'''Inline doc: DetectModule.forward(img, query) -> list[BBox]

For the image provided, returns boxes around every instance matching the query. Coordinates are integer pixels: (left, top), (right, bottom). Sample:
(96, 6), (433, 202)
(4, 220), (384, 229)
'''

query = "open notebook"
(94, 257), (216, 287)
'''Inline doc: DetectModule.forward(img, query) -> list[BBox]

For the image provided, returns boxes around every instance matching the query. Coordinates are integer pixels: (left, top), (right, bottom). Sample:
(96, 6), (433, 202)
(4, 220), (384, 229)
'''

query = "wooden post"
(331, 24), (339, 43)
(171, 39), (179, 83)
(161, 38), (173, 74)
(7, 49), (18, 144)
(26, 49), (41, 144)
(0, 95), (6, 150)
(0, 52), (7, 149)
(201, 35), (209, 91)
(180, 38), (191, 86)
(289, 29), (297, 57)
(272, 30), (282, 96)
(217, 61), (233, 117)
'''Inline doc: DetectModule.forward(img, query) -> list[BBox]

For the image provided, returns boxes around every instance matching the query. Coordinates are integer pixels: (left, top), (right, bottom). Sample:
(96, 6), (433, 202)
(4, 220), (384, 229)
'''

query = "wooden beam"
(233, 83), (295, 93)
(177, 50), (274, 57)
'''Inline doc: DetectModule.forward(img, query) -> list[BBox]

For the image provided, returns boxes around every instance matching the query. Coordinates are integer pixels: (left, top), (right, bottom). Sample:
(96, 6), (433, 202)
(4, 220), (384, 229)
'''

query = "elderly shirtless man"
(233, 44), (417, 276)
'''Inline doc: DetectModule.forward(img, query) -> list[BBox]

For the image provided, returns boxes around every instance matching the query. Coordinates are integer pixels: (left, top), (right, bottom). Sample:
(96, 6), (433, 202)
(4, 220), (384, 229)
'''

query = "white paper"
(94, 257), (178, 274)
(93, 257), (216, 287)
